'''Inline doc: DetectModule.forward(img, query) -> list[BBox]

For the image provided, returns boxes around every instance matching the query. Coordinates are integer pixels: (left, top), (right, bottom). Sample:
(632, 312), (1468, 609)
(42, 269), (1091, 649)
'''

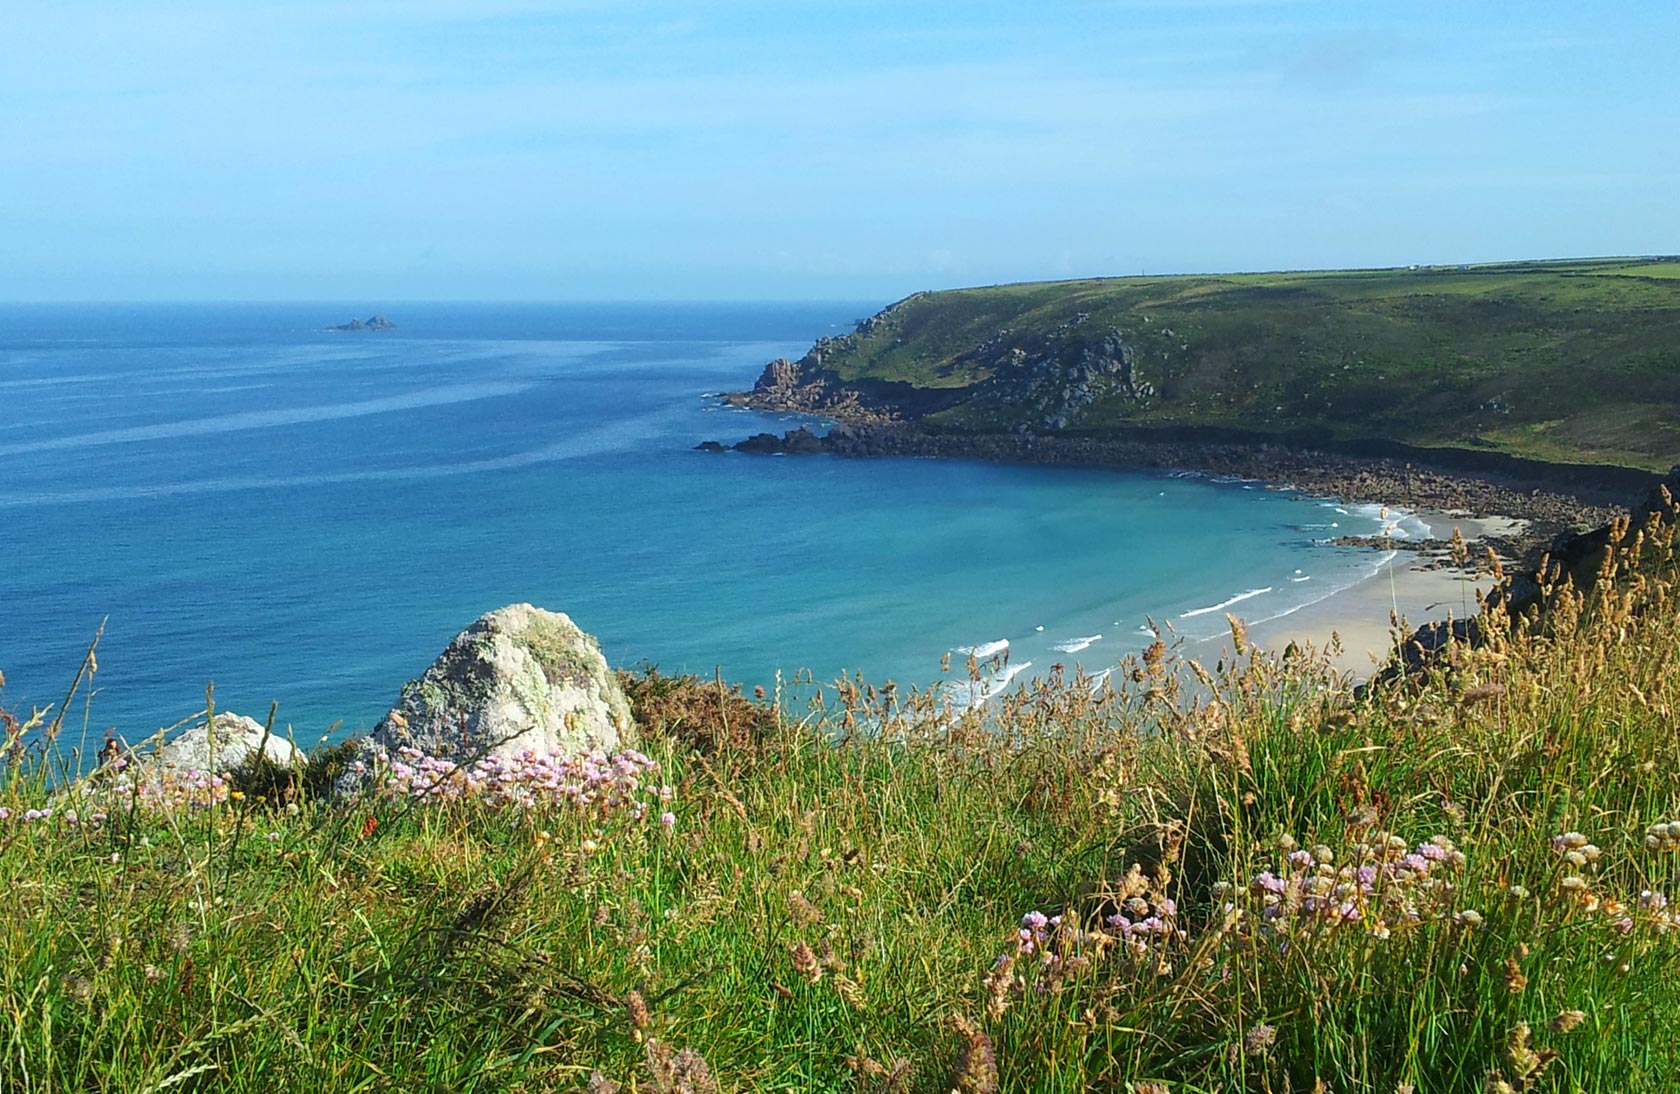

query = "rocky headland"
(707, 263), (1680, 561)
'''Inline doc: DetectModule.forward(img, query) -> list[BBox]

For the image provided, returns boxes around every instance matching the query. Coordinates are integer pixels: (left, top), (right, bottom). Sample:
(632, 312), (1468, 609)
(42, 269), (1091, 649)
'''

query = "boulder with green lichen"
(332, 604), (636, 798)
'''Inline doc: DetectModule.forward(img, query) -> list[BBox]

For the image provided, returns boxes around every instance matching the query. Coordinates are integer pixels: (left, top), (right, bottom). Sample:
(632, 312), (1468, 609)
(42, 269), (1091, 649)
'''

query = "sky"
(2, 0), (1677, 301)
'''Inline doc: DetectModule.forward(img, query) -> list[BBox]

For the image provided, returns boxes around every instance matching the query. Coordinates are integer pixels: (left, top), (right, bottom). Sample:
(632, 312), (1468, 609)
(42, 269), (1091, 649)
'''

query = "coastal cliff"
(723, 258), (1680, 480)
(712, 259), (1680, 545)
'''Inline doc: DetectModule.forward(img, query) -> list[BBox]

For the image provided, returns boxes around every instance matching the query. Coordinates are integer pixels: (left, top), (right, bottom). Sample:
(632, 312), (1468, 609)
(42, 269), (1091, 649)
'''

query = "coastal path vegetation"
(3, 505), (1680, 1089)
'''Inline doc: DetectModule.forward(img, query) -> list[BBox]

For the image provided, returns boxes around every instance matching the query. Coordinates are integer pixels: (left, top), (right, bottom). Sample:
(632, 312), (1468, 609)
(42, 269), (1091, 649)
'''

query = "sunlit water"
(0, 303), (1415, 746)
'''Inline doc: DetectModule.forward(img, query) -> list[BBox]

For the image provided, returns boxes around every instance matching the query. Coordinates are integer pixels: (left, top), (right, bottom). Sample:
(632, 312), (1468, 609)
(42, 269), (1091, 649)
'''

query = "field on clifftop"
(5, 512), (1680, 1091)
(803, 257), (1680, 471)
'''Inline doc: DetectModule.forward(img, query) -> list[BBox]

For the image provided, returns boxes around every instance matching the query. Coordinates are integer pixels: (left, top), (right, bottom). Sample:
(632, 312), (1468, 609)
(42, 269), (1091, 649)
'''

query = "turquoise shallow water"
(0, 303), (1407, 745)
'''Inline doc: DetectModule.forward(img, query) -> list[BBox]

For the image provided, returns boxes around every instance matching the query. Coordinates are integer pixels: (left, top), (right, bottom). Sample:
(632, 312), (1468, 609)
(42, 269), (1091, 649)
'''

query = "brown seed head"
(626, 989), (651, 1033)
(949, 1015), (998, 1094)
(790, 940), (822, 982)
(1549, 1009), (1587, 1034)
(585, 1071), (622, 1094)
(1502, 956), (1528, 994)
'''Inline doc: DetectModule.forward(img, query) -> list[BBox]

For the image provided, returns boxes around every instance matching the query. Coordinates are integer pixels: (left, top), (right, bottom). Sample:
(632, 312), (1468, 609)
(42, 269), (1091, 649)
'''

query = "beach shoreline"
(710, 407), (1651, 684)
(1235, 508), (1517, 680)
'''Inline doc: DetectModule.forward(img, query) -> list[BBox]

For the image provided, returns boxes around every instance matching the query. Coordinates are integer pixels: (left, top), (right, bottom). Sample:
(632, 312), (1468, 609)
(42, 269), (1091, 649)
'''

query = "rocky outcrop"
(732, 316), (1159, 434)
(751, 358), (814, 404)
(132, 712), (302, 782)
(723, 358), (877, 419)
(709, 426), (830, 455)
(723, 356), (967, 423)
(328, 314), (397, 332)
(333, 605), (635, 797)
(957, 324), (1156, 432)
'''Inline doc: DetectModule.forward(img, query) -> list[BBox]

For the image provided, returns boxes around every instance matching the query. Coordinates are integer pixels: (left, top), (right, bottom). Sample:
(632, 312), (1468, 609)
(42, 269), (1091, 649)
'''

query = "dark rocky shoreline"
(700, 420), (1630, 564)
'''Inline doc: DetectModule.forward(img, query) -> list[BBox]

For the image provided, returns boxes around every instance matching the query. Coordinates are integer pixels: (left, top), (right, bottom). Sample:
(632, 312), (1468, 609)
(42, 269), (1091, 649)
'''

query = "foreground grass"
(5, 524), (1680, 1090)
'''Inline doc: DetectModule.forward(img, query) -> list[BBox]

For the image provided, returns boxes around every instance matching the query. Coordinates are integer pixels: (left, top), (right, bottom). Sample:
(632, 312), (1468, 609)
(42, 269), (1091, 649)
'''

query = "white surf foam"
(1052, 634), (1103, 653)
(946, 659), (1035, 709)
(1180, 587), (1274, 619)
(954, 639), (1010, 659)
(1200, 549), (1404, 635)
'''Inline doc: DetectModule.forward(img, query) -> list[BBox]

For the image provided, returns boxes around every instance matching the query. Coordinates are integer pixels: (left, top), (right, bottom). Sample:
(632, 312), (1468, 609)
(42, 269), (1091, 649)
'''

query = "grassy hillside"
(5, 516), (1680, 1091)
(805, 258), (1680, 471)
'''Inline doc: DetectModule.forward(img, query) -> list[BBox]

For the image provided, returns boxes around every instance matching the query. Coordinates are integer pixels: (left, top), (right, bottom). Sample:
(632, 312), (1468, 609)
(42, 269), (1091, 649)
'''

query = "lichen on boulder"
(335, 605), (635, 797)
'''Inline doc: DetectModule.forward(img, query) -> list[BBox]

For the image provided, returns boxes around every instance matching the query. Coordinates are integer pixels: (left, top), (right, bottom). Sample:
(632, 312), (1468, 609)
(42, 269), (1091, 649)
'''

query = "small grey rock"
(137, 712), (302, 781)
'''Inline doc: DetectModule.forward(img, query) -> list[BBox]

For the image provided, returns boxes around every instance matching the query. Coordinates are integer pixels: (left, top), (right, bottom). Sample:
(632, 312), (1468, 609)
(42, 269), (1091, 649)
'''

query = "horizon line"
(4, 253), (1676, 307)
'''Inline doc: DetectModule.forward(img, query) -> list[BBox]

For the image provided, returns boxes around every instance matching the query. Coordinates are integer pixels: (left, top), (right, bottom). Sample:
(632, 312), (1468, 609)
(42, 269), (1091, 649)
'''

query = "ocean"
(0, 302), (1416, 747)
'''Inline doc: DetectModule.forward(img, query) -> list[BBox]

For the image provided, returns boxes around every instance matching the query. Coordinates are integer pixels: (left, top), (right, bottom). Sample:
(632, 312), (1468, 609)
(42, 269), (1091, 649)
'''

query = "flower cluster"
(1550, 830), (1617, 920)
(1550, 830), (1603, 866)
(3, 748), (676, 842)
(1636, 889), (1677, 933)
(11, 767), (235, 821)
(368, 746), (672, 820)
(1103, 894), (1180, 951)
(1221, 832), (1470, 941)
(1550, 829), (1676, 934)
(984, 865), (1181, 1018)
(1645, 821), (1680, 852)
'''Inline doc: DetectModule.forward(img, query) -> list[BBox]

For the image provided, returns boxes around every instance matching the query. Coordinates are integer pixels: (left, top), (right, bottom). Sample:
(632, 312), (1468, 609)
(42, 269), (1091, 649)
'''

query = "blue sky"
(3, 0), (1676, 300)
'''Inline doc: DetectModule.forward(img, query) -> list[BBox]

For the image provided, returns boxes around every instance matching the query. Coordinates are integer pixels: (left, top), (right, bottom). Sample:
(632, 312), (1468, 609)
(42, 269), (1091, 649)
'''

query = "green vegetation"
(5, 514), (1680, 1090)
(811, 257), (1680, 470)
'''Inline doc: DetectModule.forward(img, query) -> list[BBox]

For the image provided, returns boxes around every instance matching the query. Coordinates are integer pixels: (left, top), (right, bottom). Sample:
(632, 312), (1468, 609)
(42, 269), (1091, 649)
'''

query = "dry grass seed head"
(642, 1038), (718, 1094)
(848, 1054), (914, 1093)
(1549, 1009), (1587, 1034)
(789, 940), (822, 982)
(948, 1015), (998, 1094)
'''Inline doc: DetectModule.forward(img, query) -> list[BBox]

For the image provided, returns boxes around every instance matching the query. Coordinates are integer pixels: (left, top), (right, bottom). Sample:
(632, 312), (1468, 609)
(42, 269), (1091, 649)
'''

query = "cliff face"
(946, 318), (1156, 432)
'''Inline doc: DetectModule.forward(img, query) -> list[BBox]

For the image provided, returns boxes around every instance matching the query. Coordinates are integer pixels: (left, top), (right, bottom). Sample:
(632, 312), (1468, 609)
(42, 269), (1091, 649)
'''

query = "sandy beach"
(1239, 510), (1525, 680)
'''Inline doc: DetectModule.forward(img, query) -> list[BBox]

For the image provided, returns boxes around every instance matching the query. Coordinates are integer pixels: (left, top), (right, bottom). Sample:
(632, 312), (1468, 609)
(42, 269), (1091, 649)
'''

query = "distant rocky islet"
(327, 314), (397, 332)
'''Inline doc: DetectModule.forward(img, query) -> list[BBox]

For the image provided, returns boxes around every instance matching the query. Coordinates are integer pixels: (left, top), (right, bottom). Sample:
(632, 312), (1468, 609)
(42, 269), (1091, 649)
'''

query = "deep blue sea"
(0, 303), (1409, 746)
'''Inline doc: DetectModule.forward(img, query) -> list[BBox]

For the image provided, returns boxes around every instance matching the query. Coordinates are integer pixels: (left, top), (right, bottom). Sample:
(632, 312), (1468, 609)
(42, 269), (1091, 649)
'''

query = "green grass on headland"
(808, 257), (1680, 471)
(5, 513), (1680, 1090)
